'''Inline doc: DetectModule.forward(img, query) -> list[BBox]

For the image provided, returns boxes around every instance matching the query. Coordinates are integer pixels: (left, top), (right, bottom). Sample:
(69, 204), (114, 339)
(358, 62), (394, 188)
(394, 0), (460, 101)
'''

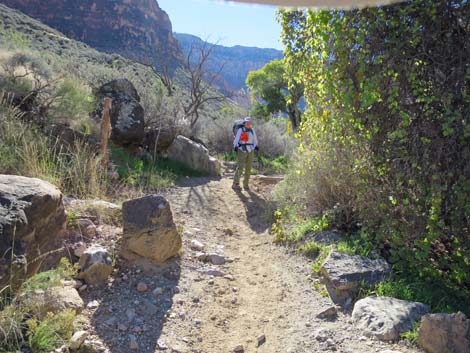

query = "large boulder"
(352, 296), (429, 341)
(168, 135), (221, 176)
(320, 250), (391, 304)
(78, 246), (113, 285)
(21, 285), (84, 320)
(0, 175), (66, 289)
(418, 312), (470, 353)
(121, 195), (181, 262)
(97, 79), (144, 146)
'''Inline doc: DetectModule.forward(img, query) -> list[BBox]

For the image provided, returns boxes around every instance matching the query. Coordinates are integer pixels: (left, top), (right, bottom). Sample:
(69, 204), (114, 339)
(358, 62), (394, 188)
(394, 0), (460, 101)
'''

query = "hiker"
(232, 117), (259, 190)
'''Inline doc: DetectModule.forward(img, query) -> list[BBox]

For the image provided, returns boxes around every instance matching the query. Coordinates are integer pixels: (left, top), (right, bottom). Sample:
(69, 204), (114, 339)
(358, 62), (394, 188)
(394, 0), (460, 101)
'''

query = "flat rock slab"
(320, 250), (391, 304)
(352, 296), (429, 341)
(418, 312), (470, 353)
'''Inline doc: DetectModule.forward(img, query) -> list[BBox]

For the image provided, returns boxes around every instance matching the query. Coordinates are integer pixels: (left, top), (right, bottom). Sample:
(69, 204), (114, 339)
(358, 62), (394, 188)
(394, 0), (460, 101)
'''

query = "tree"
(182, 40), (228, 129)
(246, 59), (303, 130)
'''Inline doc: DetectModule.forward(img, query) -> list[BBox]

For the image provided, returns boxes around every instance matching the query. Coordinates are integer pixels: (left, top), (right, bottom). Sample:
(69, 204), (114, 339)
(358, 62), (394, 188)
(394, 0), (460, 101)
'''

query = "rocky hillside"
(0, 0), (182, 68)
(175, 33), (283, 92)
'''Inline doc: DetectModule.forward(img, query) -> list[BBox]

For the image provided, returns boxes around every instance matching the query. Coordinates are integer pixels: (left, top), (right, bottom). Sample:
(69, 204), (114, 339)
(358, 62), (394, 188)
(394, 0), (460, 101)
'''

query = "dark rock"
(0, 175), (66, 289)
(320, 250), (391, 305)
(97, 79), (145, 146)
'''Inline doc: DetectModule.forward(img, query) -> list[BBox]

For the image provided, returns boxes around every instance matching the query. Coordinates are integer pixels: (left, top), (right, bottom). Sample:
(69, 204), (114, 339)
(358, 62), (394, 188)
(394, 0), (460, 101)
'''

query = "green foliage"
(298, 241), (321, 259)
(278, 0), (470, 314)
(0, 304), (26, 351)
(257, 155), (288, 175)
(246, 59), (303, 129)
(0, 28), (30, 49)
(27, 310), (75, 353)
(400, 323), (421, 345)
(0, 108), (108, 197)
(49, 78), (95, 126)
(21, 258), (76, 296)
(110, 144), (204, 191)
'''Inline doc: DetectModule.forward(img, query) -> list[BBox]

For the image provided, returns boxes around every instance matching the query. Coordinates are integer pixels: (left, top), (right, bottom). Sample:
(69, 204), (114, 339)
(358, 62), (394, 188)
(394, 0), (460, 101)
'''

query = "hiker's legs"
(234, 150), (246, 185)
(243, 152), (254, 188)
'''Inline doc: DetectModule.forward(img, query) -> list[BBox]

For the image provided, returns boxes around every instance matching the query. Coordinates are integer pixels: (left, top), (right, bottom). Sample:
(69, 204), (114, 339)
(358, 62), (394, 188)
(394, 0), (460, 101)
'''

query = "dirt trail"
(158, 177), (422, 353)
(83, 176), (423, 353)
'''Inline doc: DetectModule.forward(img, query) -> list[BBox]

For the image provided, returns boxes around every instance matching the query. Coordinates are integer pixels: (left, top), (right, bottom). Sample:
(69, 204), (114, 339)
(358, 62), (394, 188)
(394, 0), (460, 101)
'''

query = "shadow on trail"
(234, 187), (272, 234)
(86, 257), (181, 353)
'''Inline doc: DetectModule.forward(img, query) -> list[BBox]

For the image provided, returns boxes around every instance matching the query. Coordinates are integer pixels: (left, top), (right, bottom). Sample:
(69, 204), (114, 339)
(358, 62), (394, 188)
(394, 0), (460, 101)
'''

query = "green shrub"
(0, 304), (26, 351)
(279, 1), (470, 314)
(298, 241), (321, 258)
(21, 258), (76, 296)
(27, 310), (75, 353)
(0, 101), (108, 198)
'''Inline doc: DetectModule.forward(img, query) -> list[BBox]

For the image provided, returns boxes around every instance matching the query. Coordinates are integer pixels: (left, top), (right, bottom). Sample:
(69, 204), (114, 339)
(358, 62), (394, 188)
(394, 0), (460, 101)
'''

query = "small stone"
(72, 279), (83, 289)
(257, 335), (266, 346)
(234, 344), (244, 352)
(195, 319), (203, 325)
(208, 279), (215, 285)
(137, 282), (148, 292)
(87, 300), (99, 309)
(153, 287), (164, 296)
(224, 228), (234, 236)
(126, 308), (136, 322)
(74, 242), (88, 258)
(156, 340), (168, 350)
(208, 253), (226, 265)
(79, 284), (88, 292)
(179, 312), (186, 320)
(192, 297), (200, 303)
(191, 240), (205, 251)
(316, 306), (338, 320)
(70, 330), (88, 350)
(118, 323), (128, 331)
(129, 334), (139, 350)
(224, 275), (235, 281)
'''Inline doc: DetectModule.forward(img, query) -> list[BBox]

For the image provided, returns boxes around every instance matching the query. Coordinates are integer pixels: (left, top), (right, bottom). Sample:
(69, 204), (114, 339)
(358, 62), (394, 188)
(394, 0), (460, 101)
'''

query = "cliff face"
(0, 0), (181, 66)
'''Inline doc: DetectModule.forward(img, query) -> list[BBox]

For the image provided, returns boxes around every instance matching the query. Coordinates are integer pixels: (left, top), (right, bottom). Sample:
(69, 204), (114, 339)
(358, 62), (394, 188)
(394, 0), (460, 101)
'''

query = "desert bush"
(27, 310), (75, 353)
(278, 1), (470, 314)
(0, 98), (107, 198)
(0, 304), (26, 351)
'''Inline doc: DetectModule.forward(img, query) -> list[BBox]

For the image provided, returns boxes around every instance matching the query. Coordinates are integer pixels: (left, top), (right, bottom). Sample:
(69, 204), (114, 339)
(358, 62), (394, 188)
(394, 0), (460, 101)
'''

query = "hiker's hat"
(244, 116), (252, 123)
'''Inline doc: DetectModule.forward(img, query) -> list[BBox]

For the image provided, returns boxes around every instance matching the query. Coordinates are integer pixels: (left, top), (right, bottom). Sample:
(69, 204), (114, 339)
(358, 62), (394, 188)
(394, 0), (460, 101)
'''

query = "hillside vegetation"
(275, 0), (470, 314)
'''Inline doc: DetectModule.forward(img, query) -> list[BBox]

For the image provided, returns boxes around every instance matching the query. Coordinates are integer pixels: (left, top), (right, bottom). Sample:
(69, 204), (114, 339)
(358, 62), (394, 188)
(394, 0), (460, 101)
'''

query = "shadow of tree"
(234, 187), (273, 234)
(86, 257), (181, 353)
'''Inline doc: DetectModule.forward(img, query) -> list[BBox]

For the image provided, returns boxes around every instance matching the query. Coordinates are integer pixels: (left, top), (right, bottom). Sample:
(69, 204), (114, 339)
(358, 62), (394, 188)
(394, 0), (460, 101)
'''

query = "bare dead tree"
(182, 40), (229, 128)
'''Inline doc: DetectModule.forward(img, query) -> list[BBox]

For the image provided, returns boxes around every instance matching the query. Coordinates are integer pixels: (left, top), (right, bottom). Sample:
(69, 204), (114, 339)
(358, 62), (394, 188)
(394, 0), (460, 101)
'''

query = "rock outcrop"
(0, 0), (181, 67)
(122, 195), (181, 262)
(168, 135), (221, 176)
(418, 312), (470, 353)
(352, 296), (429, 341)
(320, 250), (391, 305)
(97, 79), (145, 146)
(0, 175), (66, 288)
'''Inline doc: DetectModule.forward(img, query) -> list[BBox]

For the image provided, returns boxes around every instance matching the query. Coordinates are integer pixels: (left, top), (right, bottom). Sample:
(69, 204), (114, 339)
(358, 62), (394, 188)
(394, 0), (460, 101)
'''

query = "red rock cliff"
(0, 0), (181, 66)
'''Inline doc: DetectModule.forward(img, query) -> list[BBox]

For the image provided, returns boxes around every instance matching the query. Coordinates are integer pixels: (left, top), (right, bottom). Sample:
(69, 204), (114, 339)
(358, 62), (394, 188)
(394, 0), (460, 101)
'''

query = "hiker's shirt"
(233, 127), (258, 153)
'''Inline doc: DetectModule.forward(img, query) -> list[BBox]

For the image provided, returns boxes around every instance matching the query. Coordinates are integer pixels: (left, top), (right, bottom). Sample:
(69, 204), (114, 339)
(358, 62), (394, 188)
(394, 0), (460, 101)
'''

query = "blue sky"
(157, 0), (283, 50)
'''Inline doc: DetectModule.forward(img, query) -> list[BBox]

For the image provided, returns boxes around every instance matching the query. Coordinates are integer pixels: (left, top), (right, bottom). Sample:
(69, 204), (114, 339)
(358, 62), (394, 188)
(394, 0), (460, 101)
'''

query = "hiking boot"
(232, 183), (241, 190)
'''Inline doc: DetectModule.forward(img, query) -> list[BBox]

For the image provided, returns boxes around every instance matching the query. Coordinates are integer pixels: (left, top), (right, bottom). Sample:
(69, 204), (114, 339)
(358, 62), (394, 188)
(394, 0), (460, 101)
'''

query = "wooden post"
(100, 97), (112, 169)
